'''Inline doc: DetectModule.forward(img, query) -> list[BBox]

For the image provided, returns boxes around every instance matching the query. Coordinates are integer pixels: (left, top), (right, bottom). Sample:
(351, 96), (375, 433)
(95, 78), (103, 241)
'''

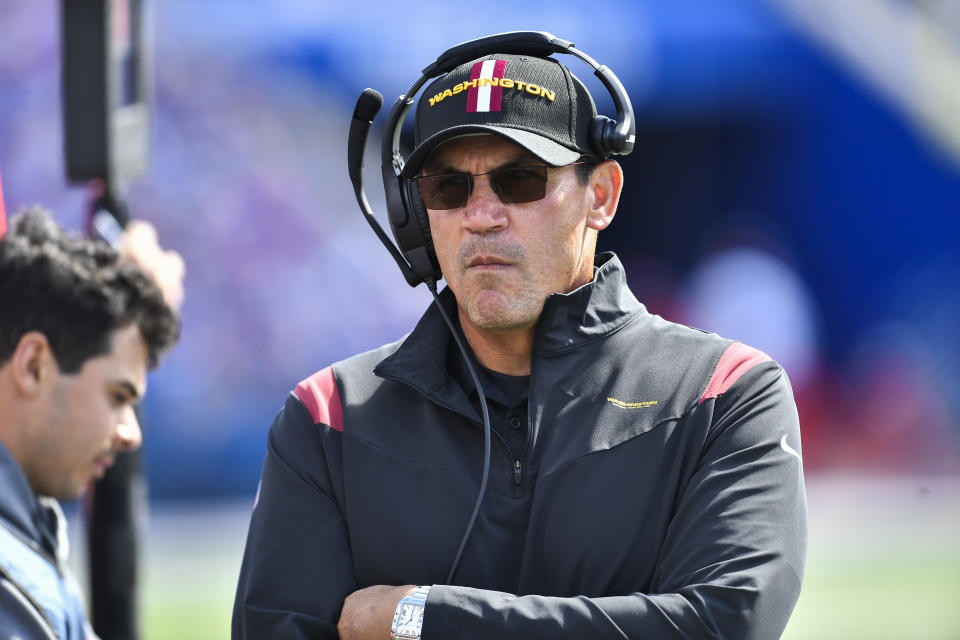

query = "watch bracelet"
(391, 585), (431, 640)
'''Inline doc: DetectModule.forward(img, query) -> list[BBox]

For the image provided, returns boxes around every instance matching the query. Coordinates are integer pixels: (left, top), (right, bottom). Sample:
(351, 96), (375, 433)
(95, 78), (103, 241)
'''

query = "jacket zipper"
(513, 460), (522, 486)
(520, 331), (543, 472)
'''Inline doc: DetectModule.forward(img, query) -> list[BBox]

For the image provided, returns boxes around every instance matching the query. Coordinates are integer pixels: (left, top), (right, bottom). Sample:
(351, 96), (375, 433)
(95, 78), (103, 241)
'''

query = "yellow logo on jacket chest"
(606, 397), (658, 410)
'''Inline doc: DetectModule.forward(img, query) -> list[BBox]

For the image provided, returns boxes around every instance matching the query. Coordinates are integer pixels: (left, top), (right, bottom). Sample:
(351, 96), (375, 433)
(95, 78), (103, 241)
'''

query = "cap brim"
(401, 125), (583, 179)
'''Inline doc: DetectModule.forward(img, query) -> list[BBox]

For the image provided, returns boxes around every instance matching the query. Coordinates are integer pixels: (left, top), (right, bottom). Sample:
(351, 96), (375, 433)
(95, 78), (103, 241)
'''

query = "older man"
(234, 41), (806, 640)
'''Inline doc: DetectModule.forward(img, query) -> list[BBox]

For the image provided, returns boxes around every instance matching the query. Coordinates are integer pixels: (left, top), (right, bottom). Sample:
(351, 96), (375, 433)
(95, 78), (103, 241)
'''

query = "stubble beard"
(455, 237), (543, 331)
(462, 284), (545, 331)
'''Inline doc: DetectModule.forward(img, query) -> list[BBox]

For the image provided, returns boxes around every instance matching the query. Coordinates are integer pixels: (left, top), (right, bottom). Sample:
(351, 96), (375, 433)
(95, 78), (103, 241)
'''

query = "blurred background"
(1, 0), (959, 638)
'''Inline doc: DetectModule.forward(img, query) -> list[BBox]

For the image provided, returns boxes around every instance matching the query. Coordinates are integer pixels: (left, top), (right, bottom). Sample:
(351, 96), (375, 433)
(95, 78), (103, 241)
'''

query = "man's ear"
(10, 332), (59, 396)
(586, 159), (623, 232)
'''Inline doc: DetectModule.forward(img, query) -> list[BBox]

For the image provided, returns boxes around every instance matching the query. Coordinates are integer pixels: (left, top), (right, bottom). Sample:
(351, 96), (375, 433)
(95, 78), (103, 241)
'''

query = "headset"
(348, 30), (635, 289)
(346, 30), (634, 584)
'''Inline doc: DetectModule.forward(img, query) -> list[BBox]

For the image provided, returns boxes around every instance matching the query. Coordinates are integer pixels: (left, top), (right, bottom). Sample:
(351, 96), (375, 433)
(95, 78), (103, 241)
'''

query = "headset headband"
(382, 31), (635, 179)
(348, 31), (635, 288)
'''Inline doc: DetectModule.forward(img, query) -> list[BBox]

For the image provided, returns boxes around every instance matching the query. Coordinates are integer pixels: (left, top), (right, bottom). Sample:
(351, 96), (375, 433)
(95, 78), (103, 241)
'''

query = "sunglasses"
(413, 165), (561, 210)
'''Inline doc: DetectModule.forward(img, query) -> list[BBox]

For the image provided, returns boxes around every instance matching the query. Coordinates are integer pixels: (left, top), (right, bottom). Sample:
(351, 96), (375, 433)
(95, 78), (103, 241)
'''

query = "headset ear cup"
(403, 180), (442, 281)
(405, 181), (435, 257)
(590, 115), (614, 156)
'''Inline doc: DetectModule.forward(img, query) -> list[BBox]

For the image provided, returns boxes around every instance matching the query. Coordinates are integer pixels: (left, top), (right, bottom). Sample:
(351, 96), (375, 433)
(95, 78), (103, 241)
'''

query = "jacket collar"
(0, 439), (44, 545)
(375, 252), (645, 398)
(536, 252), (645, 353)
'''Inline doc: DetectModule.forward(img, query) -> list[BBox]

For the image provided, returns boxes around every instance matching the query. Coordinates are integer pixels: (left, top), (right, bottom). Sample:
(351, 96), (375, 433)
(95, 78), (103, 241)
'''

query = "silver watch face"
(395, 602), (424, 635)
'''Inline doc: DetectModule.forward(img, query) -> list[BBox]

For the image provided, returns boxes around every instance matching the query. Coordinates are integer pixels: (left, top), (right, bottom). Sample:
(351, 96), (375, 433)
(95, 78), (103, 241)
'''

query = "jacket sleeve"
(232, 394), (354, 639)
(421, 361), (808, 640)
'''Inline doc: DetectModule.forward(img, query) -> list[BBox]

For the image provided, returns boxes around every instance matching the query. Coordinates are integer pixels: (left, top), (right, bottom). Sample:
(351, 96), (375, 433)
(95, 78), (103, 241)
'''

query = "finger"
(125, 220), (158, 246)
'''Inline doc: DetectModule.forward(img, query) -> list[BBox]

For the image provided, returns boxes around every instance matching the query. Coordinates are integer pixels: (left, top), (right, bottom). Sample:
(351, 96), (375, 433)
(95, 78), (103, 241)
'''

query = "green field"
(783, 474), (960, 639)
(71, 474), (960, 639)
(784, 560), (960, 639)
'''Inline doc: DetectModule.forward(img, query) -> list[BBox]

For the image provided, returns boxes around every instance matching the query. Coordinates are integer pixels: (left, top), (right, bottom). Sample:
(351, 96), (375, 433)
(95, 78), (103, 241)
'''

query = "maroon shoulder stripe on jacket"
(294, 366), (344, 431)
(0, 168), (7, 238)
(699, 342), (771, 404)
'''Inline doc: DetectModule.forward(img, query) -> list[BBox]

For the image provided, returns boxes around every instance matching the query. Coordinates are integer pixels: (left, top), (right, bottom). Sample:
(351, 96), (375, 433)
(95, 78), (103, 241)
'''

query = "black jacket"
(233, 253), (807, 639)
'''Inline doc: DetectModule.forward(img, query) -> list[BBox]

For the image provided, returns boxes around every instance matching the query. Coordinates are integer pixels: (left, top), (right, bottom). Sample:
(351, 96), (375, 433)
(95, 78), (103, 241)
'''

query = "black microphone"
(348, 88), (383, 196)
(347, 89), (420, 285)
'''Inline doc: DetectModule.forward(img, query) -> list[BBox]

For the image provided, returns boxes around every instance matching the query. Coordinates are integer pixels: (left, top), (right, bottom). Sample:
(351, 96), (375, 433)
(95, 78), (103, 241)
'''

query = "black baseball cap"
(402, 53), (600, 178)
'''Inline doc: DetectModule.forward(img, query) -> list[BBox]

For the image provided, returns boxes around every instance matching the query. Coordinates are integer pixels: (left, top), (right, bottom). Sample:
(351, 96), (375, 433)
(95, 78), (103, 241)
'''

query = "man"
(234, 48), (806, 639)
(0, 208), (180, 639)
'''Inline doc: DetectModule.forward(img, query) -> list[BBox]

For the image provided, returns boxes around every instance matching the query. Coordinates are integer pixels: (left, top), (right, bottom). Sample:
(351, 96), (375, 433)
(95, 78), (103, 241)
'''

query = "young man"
(0, 208), (180, 639)
(234, 49), (806, 639)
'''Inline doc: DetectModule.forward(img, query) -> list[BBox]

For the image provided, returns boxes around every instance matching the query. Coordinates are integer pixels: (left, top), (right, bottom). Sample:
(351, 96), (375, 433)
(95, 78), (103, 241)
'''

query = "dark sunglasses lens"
(492, 167), (548, 204)
(417, 174), (470, 210)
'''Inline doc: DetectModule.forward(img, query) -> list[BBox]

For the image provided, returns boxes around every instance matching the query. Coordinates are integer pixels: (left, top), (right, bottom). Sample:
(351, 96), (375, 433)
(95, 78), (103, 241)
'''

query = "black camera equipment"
(61, 2), (151, 637)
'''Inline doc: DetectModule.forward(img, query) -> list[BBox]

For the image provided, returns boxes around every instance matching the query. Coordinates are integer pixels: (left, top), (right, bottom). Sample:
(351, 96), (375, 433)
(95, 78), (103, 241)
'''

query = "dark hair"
(574, 156), (602, 185)
(0, 207), (180, 373)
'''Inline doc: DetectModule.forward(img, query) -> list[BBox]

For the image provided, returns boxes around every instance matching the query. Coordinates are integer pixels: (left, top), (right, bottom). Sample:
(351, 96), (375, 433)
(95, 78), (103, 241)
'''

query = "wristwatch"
(390, 585), (431, 640)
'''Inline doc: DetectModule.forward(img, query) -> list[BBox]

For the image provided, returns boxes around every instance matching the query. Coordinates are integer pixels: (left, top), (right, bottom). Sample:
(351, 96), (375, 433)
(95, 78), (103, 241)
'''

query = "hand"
(338, 584), (416, 640)
(120, 220), (186, 310)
